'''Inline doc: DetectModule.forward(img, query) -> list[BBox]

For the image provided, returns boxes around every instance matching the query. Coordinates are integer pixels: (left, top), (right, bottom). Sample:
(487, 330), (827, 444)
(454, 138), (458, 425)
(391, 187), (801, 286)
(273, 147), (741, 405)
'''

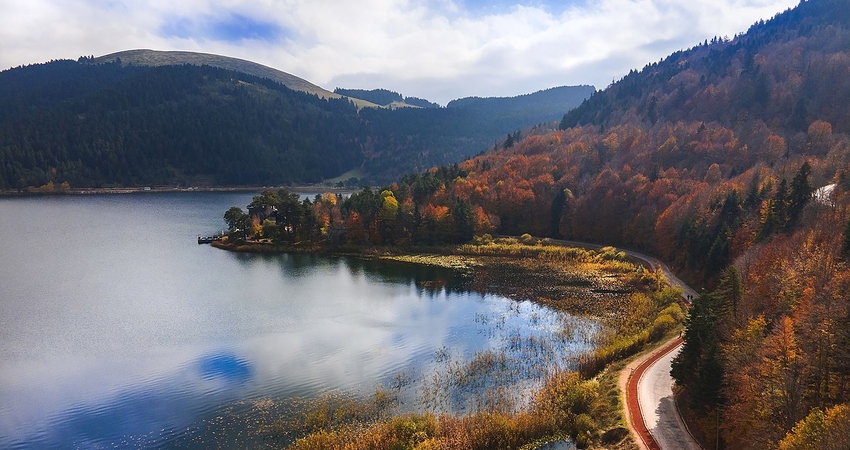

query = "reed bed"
(288, 370), (602, 450)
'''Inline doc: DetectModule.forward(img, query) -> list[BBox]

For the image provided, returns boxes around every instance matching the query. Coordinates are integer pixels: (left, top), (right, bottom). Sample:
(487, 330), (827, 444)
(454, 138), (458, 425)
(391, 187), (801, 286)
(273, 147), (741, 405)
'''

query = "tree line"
(222, 166), (477, 248)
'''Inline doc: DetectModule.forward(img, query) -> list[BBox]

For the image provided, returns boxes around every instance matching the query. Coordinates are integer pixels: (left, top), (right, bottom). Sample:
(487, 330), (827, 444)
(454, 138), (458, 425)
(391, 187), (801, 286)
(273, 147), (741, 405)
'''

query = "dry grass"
(577, 287), (683, 378)
(289, 371), (601, 450)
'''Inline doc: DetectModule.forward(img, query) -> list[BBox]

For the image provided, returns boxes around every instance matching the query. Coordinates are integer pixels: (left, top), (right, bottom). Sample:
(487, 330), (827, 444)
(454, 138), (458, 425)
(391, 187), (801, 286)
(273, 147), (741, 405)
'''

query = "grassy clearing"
(322, 168), (368, 185)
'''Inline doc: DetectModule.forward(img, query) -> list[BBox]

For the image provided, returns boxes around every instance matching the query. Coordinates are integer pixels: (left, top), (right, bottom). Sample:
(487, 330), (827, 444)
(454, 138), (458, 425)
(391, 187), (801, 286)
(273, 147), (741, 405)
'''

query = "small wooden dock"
(197, 234), (223, 244)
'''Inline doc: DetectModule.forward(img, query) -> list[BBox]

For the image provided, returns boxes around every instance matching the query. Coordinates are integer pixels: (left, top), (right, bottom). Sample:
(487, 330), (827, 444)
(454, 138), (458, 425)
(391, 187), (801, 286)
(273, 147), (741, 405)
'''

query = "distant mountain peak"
(93, 49), (378, 108)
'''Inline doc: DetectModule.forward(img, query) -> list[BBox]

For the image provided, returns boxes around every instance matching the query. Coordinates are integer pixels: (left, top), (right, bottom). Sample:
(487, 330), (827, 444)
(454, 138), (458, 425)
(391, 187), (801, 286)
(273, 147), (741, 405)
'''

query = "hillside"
(0, 54), (592, 189)
(94, 49), (379, 109)
(302, 0), (850, 447)
(449, 85), (595, 134)
(333, 88), (441, 109)
(0, 62), (366, 186)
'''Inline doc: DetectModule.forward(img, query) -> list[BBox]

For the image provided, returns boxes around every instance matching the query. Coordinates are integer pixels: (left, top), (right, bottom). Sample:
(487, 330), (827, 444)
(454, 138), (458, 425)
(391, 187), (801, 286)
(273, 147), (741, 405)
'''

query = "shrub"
(494, 237), (519, 245)
(595, 246), (628, 262)
(653, 285), (682, 308)
(649, 314), (677, 341)
(388, 414), (437, 449)
(472, 233), (494, 245)
(660, 303), (685, 323)
(574, 413), (596, 448)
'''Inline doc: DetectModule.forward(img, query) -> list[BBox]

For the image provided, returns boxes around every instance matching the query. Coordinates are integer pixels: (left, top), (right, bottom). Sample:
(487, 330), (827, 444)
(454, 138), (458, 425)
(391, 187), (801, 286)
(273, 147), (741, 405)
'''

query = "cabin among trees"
(223, 172), (478, 248)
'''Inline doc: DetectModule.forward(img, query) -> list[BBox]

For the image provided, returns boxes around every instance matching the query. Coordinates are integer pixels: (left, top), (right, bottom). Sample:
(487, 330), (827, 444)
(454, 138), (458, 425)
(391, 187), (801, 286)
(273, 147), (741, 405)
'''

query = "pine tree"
(788, 161), (813, 224)
(757, 179), (788, 241)
(842, 217), (850, 257)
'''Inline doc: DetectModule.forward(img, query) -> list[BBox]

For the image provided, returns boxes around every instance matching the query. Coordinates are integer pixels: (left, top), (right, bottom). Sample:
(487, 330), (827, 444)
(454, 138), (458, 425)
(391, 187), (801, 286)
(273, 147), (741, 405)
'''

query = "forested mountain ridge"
(449, 85), (596, 137)
(93, 49), (379, 109)
(560, 0), (850, 135)
(296, 0), (849, 447)
(0, 62), (366, 187)
(0, 54), (592, 190)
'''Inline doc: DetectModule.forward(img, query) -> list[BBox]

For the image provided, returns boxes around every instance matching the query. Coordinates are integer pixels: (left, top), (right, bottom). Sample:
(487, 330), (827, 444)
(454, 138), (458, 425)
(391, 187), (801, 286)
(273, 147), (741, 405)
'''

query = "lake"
(0, 193), (595, 449)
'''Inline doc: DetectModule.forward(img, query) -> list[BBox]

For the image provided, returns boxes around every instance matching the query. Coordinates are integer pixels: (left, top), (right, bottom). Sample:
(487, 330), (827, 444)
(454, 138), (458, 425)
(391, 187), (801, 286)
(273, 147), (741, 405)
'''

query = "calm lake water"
(0, 193), (595, 449)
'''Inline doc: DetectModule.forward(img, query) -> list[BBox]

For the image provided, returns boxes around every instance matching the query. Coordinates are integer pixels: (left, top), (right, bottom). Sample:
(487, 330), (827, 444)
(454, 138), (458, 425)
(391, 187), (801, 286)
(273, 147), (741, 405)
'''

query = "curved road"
(556, 240), (702, 449)
(616, 248), (701, 450)
(636, 339), (702, 450)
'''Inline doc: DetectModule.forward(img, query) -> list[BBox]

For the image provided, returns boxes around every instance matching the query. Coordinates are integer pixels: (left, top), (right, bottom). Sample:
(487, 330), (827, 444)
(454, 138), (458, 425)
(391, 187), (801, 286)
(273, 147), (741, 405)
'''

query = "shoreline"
(0, 185), (356, 197)
(212, 238), (655, 317)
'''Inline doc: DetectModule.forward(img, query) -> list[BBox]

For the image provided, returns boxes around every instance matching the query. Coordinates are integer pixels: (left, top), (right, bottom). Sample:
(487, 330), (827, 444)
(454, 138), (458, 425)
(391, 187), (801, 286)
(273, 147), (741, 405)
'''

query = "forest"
(0, 61), (366, 187)
(220, 0), (850, 447)
(0, 60), (591, 190)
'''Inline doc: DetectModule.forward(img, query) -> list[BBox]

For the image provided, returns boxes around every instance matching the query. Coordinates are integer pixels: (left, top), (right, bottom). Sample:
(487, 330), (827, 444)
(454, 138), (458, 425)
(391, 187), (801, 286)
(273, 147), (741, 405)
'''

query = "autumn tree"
(377, 190), (400, 244)
(344, 211), (366, 244)
(807, 120), (833, 156)
(758, 179), (789, 241)
(763, 317), (808, 438)
(779, 404), (850, 450)
(721, 316), (768, 447)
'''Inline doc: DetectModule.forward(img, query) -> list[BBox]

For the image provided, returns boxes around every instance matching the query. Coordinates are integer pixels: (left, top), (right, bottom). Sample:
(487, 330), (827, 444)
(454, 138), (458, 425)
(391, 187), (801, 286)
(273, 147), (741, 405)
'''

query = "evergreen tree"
(504, 133), (515, 148)
(757, 179), (788, 241)
(843, 217), (850, 257)
(788, 161), (813, 224)
(671, 293), (724, 408)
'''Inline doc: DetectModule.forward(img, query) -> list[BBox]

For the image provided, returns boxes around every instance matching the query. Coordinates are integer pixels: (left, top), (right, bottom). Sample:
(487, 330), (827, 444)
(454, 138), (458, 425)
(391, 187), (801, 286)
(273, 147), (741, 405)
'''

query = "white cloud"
(0, 0), (798, 104)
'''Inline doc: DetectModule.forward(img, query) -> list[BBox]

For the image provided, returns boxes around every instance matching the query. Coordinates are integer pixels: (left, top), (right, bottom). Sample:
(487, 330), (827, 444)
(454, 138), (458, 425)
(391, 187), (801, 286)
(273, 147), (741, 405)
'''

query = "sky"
(2, 0), (799, 105)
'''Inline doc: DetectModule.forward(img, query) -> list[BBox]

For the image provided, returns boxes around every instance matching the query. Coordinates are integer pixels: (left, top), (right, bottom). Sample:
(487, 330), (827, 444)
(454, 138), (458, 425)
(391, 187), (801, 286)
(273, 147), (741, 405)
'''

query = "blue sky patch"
(209, 13), (283, 42)
(160, 13), (284, 42)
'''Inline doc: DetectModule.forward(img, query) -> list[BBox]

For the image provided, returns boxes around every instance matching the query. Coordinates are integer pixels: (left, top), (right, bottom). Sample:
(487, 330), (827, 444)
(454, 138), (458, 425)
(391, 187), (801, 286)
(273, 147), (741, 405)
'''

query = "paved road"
(620, 248), (702, 450)
(638, 341), (702, 450)
(553, 239), (701, 449)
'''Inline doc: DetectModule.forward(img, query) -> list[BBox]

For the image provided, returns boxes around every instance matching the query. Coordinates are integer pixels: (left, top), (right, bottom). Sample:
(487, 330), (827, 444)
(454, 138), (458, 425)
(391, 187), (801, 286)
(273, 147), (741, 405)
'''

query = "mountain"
(449, 85), (595, 133)
(358, 0), (850, 448)
(0, 52), (592, 190)
(94, 49), (379, 109)
(0, 61), (368, 187)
